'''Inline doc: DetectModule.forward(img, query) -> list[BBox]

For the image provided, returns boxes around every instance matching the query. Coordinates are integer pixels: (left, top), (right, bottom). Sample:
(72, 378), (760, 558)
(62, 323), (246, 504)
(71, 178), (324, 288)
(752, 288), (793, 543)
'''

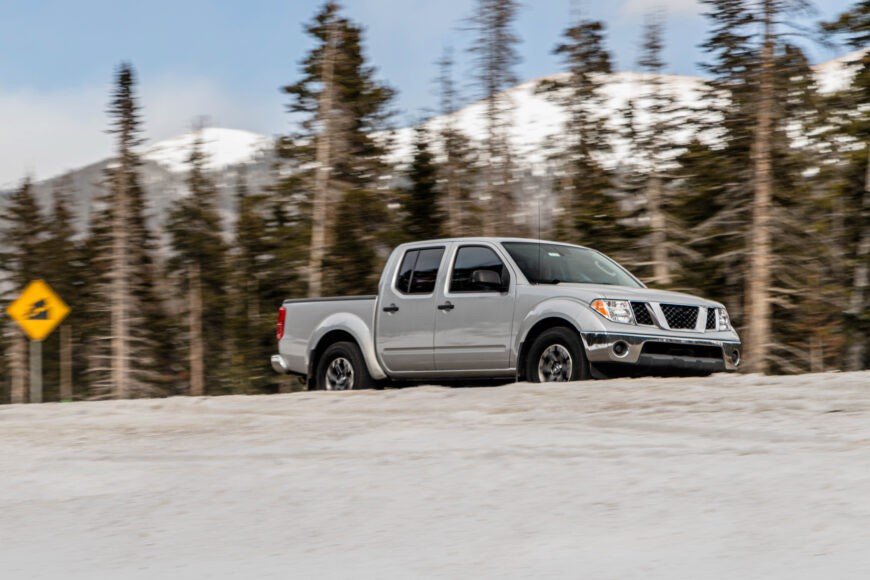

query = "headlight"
(716, 307), (730, 330)
(591, 299), (633, 324)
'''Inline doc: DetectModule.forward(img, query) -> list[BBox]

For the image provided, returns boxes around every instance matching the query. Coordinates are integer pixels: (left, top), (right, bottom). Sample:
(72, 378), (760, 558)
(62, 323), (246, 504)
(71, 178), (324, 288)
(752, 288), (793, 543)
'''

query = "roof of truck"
(397, 237), (592, 249)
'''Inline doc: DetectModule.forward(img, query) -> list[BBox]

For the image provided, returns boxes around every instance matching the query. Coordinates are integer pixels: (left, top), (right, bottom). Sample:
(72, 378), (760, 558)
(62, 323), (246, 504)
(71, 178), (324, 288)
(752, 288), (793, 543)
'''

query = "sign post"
(30, 341), (42, 404)
(5, 280), (70, 403)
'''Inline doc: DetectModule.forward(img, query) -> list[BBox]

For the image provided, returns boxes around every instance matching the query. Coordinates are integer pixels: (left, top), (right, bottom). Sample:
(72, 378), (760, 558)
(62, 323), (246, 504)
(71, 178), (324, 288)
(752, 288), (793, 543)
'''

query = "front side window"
(395, 247), (445, 295)
(450, 246), (507, 293)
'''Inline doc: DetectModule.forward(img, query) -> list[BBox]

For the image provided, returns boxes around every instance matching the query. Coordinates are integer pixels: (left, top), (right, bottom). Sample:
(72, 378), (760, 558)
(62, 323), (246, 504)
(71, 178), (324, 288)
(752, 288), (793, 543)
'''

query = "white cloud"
(0, 77), (283, 189)
(620, 0), (702, 17)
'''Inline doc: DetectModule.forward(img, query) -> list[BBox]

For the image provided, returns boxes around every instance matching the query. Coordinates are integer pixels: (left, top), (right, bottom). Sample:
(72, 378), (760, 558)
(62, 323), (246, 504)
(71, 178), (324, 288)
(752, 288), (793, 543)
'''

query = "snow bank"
(2, 371), (869, 578)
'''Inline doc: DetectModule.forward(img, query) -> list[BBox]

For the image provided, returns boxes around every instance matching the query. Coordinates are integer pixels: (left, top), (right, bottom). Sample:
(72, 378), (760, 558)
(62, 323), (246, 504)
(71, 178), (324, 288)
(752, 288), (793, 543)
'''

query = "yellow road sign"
(5, 280), (70, 342)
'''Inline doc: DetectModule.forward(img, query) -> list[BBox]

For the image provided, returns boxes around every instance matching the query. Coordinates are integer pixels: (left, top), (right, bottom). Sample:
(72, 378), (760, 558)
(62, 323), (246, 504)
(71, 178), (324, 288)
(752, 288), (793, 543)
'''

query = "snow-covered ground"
(2, 371), (870, 579)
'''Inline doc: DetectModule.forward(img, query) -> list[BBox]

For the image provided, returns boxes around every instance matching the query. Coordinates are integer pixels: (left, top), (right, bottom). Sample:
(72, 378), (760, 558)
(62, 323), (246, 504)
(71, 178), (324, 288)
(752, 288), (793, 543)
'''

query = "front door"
(434, 244), (516, 371)
(375, 246), (446, 373)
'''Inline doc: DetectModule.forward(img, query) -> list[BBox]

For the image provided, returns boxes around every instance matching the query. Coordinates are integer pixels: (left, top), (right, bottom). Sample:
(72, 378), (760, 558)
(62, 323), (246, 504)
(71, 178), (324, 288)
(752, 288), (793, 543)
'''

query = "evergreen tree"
(282, 1), (396, 297)
(227, 169), (275, 394)
(822, 1), (870, 370)
(106, 63), (140, 397)
(696, 0), (822, 373)
(436, 48), (481, 237)
(0, 178), (46, 404)
(401, 126), (444, 241)
(41, 175), (81, 402)
(626, 14), (690, 286)
(467, 0), (521, 236)
(0, 178), (46, 288)
(538, 15), (632, 256)
(85, 63), (174, 399)
(168, 129), (229, 396)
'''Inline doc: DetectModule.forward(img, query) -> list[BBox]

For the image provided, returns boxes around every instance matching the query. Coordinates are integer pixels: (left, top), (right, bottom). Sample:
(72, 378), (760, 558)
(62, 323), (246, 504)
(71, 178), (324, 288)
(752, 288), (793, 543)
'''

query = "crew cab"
(271, 238), (742, 389)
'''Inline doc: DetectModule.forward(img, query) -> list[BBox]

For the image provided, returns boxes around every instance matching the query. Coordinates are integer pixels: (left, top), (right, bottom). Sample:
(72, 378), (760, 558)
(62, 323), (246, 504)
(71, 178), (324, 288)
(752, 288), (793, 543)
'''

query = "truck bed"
(278, 295), (378, 376)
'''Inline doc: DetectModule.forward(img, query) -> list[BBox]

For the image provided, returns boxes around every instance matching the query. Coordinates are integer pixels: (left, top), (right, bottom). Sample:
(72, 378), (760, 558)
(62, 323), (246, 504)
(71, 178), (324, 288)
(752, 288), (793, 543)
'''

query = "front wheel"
(315, 341), (373, 390)
(525, 327), (589, 383)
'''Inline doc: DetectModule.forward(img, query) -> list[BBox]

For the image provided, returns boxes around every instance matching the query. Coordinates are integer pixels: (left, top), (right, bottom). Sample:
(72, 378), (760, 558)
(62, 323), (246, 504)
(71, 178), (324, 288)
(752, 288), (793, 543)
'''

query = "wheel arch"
(307, 330), (355, 388)
(516, 317), (583, 381)
(305, 312), (387, 388)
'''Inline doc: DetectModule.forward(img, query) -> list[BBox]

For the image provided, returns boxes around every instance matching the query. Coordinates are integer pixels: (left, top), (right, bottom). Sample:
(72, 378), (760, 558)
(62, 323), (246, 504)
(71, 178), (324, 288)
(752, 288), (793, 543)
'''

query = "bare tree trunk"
(438, 50), (462, 237)
(746, 1), (774, 375)
(446, 159), (461, 236)
(189, 262), (204, 397)
(10, 331), (27, 404)
(111, 161), (130, 398)
(60, 324), (72, 401)
(846, 146), (870, 370)
(810, 333), (823, 373)
(308, 17), (338, 298)
(648, 174), (670, 285)
(484, 94), (498, 237)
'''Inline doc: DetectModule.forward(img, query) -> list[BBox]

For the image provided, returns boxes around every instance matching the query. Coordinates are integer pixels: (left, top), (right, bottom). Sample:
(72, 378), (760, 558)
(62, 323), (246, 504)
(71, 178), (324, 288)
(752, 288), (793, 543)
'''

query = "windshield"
(502, 242), (643, 288)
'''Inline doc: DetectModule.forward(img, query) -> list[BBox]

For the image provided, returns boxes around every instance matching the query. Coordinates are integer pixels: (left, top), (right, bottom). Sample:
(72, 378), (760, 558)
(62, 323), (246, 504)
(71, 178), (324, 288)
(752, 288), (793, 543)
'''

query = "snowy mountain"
(142, 127), (273, 174)
(390, 49), (863, 171)
(8, 50), (862, 238)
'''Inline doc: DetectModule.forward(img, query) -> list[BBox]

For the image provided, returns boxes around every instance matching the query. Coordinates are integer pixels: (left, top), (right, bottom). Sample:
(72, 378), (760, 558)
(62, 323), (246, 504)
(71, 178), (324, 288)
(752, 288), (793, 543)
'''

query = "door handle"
(437, 301), (454, 311)
(382, 303), (399, 313)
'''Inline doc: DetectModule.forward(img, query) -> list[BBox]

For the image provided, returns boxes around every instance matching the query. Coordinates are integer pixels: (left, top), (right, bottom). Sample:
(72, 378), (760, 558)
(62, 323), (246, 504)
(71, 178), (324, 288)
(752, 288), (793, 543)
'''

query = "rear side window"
(395, 247), (445, 295)
(396, 251), (418, 294)
(450, 246), (507, 292)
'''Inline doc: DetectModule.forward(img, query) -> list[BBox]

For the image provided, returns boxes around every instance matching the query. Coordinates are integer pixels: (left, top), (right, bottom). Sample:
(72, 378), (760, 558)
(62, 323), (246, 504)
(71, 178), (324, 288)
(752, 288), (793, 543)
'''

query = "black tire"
(315, 341), (374, 391)
(525, 327), (589, 383)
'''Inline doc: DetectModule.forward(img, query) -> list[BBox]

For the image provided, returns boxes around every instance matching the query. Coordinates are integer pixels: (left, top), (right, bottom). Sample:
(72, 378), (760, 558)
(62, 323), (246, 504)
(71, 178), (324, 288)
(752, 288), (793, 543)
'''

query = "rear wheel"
(315, 341), (373, 390)
(525, 327), (589, 383)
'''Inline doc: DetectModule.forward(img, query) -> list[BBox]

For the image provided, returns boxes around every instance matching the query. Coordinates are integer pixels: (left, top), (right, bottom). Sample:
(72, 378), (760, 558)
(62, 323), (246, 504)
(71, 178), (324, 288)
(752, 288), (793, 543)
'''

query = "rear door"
(434, 244), (516, 371)
(375, 246), (446, 373)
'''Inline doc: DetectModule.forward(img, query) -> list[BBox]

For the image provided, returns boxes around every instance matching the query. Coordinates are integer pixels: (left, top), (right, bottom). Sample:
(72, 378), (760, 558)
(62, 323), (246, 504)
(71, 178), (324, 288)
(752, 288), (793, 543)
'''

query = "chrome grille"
(631, 302), (654, 325)
(660, 304), (699, 329)
(705, 308), (717, 330)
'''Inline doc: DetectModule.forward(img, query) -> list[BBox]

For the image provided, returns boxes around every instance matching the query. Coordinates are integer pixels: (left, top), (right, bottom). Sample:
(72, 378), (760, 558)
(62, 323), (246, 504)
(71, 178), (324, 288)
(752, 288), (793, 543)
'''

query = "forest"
(1, 0), (869, 402)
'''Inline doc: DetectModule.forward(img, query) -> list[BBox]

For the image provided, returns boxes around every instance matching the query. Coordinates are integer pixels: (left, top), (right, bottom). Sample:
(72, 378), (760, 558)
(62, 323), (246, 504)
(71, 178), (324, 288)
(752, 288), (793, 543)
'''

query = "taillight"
(276, 306), (286, 340)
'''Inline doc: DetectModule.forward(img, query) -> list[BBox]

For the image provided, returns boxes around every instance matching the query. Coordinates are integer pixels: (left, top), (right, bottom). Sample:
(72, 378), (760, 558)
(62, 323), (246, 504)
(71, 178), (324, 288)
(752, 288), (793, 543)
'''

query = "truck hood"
(537, 283), (722, 308)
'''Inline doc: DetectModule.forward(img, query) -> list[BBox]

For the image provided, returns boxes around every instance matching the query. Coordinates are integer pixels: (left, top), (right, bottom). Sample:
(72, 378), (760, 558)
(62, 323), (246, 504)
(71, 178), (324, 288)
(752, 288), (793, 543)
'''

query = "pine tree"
(282, 1), (396, 297)
(168, 128), (229, 396)
(435, 48), (481, 237)
(632, 14), (684, 286)
(41, 174), (81, 401)
(0, 178), (46, 403)
(823, 1), (870, 370)
(83, 63), (174, 399)
(697, 0), (822, 373)
(538, 15), (632, 256)
(227, 169), (275, 394)
(467, 0), (521, 236)
(106, 64), (140, 397)
(401, 126), (444, 241)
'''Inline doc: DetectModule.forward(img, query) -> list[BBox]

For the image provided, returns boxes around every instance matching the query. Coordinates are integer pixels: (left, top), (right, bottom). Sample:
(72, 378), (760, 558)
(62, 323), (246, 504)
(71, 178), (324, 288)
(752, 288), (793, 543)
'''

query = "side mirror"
(471, 269), (508, 292)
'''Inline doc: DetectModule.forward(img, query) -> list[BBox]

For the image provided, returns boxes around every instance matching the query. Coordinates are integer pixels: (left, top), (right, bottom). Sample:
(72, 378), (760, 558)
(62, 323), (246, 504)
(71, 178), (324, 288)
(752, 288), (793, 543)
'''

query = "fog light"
(731, 349), (740, 367)
(613, 341), (629, 358)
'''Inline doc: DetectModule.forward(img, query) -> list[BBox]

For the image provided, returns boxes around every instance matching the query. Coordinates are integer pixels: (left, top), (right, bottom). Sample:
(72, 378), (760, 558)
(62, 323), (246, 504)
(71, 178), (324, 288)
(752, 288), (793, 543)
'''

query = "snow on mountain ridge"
(142, 127), (273, 173)
(387, 51), (862, 171)
(81, 51), (868, 178)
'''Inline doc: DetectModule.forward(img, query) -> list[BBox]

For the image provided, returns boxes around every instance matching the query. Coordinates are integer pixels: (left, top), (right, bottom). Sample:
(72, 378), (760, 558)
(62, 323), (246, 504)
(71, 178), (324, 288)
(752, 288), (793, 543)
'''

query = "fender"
(513, 296), (608, 364)
(307, 311), (388, 380)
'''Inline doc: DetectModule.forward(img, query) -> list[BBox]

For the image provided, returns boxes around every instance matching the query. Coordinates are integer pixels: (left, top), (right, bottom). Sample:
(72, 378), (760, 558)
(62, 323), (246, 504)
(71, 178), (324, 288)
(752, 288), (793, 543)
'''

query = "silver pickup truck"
(271, 237), (741, 389)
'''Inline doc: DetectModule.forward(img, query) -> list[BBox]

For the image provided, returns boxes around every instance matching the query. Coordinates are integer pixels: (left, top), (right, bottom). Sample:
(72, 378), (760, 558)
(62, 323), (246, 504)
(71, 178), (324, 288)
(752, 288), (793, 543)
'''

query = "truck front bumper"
(582, 332), (741, 374)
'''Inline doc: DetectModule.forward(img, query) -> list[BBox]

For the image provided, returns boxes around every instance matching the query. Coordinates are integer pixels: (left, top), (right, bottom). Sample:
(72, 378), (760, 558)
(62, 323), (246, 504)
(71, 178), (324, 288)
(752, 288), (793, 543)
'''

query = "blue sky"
(0, 0), (857, 186)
